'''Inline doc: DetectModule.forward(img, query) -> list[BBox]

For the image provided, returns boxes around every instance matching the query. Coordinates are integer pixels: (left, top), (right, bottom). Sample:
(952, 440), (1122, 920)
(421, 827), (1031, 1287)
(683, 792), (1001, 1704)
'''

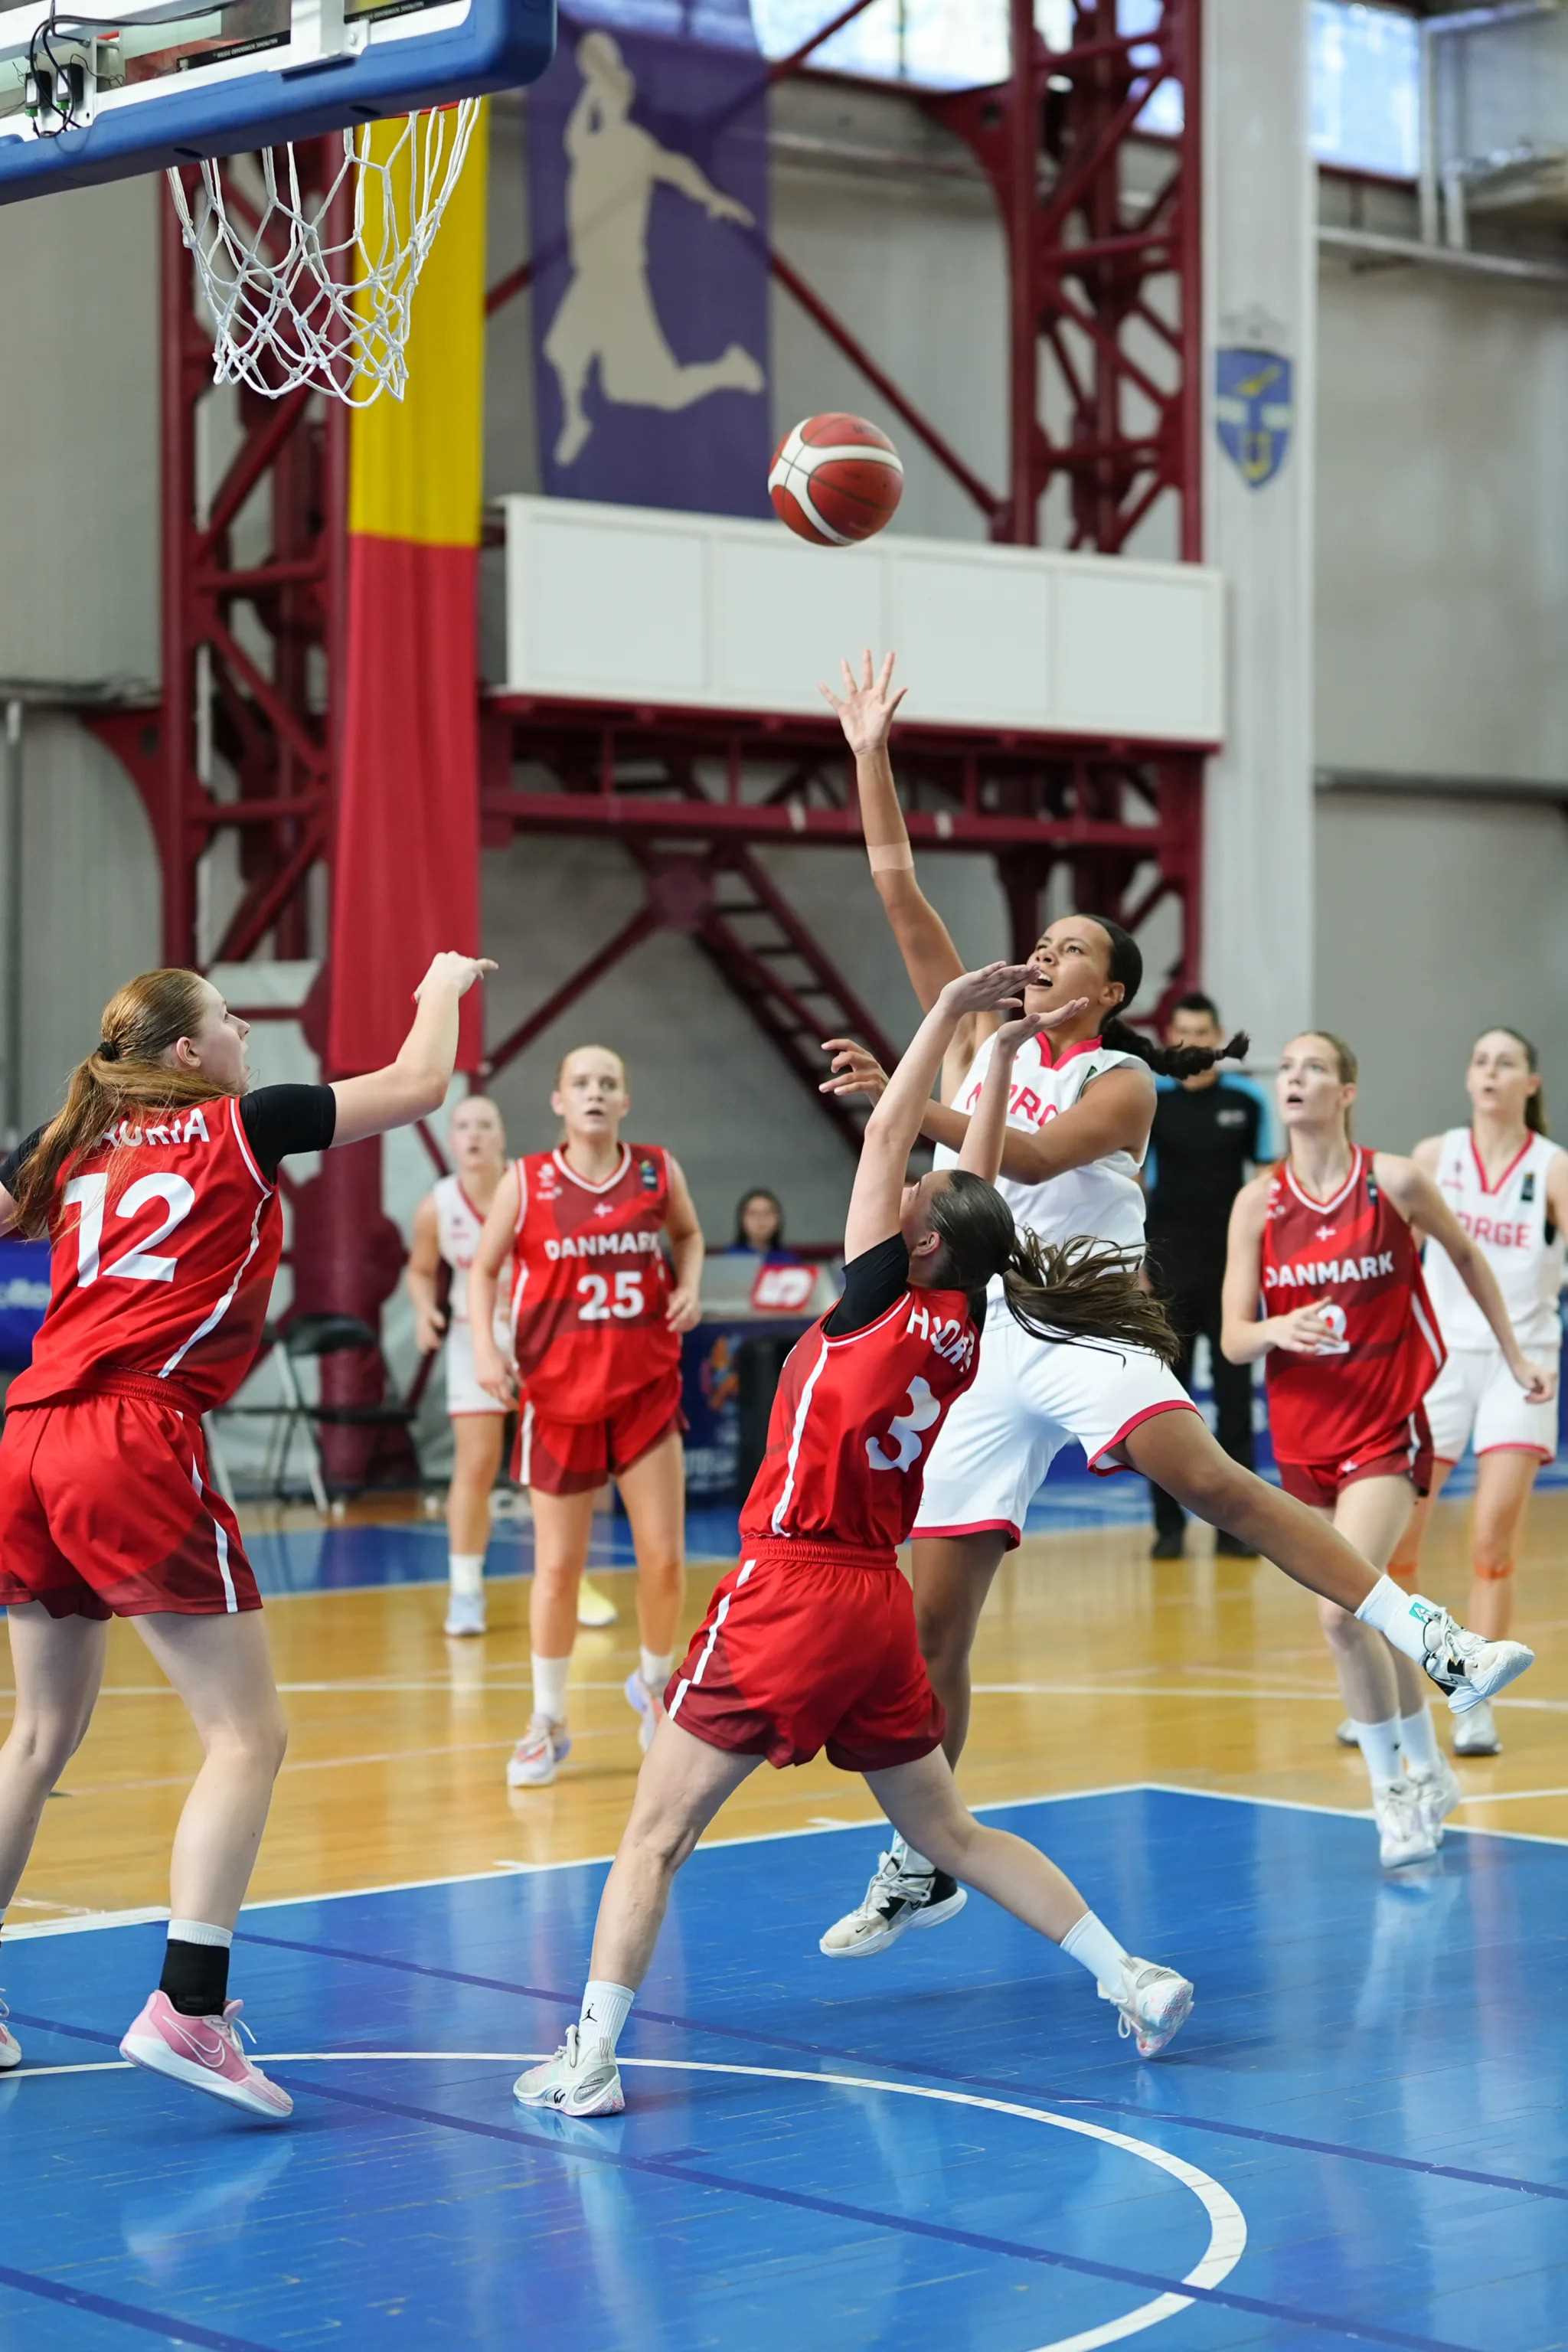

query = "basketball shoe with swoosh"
(119, 1991), (292, 2121)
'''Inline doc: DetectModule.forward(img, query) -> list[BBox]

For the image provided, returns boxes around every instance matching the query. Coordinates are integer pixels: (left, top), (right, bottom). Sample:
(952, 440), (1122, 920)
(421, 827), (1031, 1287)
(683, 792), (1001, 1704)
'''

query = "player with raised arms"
(468, 1046), (704, 1785)
(405, 1096), (617, 1639)
(1222, 1031), (1554, 1862)
(1380, 1029), (1564, 1759)
(514, 962), (1204, 2117)
(0, 951), (494, 2117)
(814, 653), (1542, 1947)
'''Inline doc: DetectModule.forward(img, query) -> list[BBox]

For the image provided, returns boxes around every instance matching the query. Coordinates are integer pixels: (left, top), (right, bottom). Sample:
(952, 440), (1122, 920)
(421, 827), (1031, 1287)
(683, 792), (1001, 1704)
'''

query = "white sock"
(639, 1648), (673, 1693)
(167, 1918), (233, 1950)
(1354, 1575), (1443, 1667)
(1060, 1910), (1130, 1988)
(579, 1978), (635, 2055)
(1353, 1717), (1402, 1787)
(531, 1654), (570, 1723)
(1399, 1704), (1441, 1778)
(449, 1553), (485, 1599)
(894, 1838), (934, 1876)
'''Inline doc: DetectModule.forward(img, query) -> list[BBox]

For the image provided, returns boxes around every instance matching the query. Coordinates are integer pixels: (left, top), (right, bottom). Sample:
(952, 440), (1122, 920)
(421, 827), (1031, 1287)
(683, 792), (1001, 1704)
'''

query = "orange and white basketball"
(768, 415), (904, 547)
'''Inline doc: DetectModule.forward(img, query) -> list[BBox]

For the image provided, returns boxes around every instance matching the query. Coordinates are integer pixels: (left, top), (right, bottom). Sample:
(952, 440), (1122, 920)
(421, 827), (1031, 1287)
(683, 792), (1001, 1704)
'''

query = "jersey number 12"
(64, 1172), (195, 1287)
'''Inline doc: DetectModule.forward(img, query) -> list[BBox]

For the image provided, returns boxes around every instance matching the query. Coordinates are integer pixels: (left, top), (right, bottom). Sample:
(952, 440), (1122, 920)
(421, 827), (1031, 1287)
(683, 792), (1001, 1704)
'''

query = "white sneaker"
(514, 2024), (623, 2115)
(1419, 1613), (1534, 1715)
(1334, 1717), (1359, 1748)
(1373, 1776), (1439, 1869)
(507, 1714), (570, 1788)
(818, 1842), (968, 1958)
(1453, 1698), (1501, 1757)
(0, 1994), (18, 2071)
(443, 1589), (486, 1638)
(577, 1578), (618, 1629)
(1099, 1958), (1194, 2058)
(1409, 1755), (1462, 1846)
(623, 1670), (665, 1755)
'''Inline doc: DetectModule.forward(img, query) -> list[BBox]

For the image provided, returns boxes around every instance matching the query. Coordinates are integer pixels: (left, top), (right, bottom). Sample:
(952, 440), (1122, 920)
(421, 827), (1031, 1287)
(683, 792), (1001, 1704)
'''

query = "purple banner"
(527, 5), (773, 518)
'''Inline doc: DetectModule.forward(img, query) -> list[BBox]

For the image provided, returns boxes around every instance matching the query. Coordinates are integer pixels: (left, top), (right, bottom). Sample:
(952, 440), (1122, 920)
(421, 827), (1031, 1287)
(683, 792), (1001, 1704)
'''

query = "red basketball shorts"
(0, 1393), (261, 1621)
(665, 1542), (946, 1774)
(514, 1372), (684, 1498)
(1276, 1405), (1435, 1511)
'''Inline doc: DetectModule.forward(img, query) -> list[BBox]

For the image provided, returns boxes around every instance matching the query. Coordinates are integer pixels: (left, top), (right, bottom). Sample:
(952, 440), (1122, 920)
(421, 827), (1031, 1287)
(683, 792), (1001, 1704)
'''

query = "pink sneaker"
(119, 1991), (292, 2122)
(0, 1994), (19, 2070)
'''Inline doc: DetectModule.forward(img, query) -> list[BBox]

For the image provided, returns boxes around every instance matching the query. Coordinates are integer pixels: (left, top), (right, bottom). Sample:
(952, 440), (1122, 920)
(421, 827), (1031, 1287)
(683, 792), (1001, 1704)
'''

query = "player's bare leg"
(0, 1605), (107, 2065)
(616, 1429), (687, 1756)
(509, 1485), (597, 1788)
(1445, 1450), (1536, 1755)
(118, 1610), (293, 2120)
(514, 1720), (758, 2115)
(867, 1748), (1193, 2057)
(820, 1530), (1003, 1955)
(444, 1413), (504, 1637)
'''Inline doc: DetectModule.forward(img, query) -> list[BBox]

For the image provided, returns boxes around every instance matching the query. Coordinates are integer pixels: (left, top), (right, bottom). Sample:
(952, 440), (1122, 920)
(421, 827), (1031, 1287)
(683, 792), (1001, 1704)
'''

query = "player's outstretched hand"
(1511, 1353), (1557, 1405)
(665, 1284), (702, 1336)
(414, 952), (498, 1003)
(939, 962), (1050, 1019)
(819, 1039), (889, 1102)
(818, 649), (907, 757)
(995, 1011), (1048, 1055)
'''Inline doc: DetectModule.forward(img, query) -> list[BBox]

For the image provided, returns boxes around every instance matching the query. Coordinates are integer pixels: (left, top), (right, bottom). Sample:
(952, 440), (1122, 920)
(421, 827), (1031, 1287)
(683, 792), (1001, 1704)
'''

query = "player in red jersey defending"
(1222, 1031), (1554, 1867)
(514, 962), (1207, 2116)
(468, 1046), (704, 1785)
(0, 952), (493, 2115)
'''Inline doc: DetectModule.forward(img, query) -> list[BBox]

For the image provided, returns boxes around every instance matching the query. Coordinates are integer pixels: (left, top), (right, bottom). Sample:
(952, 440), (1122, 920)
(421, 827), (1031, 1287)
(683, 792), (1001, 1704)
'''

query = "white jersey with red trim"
(933, 1031), (1148, 1266)
(433, 1172), (511, 1344)
(7, 1095), (283, 1416)
(1425, 1127), (1565, 1353)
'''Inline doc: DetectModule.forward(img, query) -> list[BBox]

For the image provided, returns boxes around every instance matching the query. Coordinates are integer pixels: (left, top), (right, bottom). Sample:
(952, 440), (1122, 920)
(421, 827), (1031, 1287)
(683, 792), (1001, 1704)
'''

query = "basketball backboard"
(0, 0), (554, 199)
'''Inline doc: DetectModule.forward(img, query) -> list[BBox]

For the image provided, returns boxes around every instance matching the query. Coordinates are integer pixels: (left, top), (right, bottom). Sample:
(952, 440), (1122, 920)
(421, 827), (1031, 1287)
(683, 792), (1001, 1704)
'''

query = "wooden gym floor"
(5, 1479), (1565, 1929)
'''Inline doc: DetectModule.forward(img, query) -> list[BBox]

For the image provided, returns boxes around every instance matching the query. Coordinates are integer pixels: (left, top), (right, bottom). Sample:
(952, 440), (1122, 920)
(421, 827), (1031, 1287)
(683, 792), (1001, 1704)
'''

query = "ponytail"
(1100, 1012), (1251, 1081)
(1001, 1230), (1180, 1366)
(11, 969), (234, 1236)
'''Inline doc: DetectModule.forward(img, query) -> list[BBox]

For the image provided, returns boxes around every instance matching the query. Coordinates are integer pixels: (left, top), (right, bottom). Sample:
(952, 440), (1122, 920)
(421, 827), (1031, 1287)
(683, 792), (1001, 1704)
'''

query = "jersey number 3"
(867, 1377), (941, 1474)
(64, 1172), (195, 1287)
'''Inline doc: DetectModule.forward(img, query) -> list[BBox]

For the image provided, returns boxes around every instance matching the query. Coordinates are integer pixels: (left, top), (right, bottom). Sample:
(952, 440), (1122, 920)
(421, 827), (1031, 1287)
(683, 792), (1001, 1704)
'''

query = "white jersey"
(933, 1031), (1149, 1277)
(1425, 1127), (1565, 1354)
(433, 1173), (511, 1342)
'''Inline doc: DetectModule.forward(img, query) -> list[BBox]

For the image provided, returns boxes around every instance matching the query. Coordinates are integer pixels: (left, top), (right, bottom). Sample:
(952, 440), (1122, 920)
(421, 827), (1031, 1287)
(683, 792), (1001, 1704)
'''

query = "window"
(747, 0), (1422, 180)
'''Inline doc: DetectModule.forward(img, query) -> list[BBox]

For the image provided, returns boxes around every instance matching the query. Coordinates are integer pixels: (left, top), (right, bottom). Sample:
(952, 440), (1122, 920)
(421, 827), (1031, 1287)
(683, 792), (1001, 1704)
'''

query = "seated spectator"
(724, 1187), (798, 1263)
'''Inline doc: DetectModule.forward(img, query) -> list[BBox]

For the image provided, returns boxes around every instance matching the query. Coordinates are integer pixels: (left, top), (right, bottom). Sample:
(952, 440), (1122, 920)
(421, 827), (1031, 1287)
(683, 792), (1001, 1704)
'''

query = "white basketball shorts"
(1425, 1344), (1560, 1467)
(444, 1321), (508, 1419)
(913, 1303), (1197, 1550)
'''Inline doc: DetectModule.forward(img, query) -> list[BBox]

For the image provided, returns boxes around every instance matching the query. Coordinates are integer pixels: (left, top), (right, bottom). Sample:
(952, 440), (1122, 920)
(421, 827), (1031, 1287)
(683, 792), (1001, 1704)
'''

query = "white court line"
(5, 2050), (1246, 2352)
(11, 1772), (1564, 1942)
(1450, 1783), (1568, 1809)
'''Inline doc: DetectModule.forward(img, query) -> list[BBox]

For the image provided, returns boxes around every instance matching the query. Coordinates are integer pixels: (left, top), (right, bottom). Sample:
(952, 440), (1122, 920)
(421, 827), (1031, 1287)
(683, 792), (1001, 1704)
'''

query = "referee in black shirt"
(1145, 992), (1274, 1559)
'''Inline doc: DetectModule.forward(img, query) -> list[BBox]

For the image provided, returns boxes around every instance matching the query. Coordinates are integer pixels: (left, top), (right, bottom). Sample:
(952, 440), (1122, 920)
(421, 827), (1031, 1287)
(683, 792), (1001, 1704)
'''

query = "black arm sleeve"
(239, 1084), (338, 1181)
(0, 1125), (44, 1200)
(825, 1234), (912, 1338)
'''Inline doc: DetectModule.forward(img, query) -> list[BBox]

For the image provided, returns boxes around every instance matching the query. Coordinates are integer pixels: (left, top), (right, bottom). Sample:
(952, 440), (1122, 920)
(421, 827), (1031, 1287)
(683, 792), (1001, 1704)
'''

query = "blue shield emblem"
(1215, 346), (1293, 488)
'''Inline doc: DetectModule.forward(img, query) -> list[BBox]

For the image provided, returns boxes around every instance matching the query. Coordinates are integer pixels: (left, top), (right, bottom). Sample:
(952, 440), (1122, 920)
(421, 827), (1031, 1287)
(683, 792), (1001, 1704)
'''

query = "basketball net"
(168, 101), (480, 405)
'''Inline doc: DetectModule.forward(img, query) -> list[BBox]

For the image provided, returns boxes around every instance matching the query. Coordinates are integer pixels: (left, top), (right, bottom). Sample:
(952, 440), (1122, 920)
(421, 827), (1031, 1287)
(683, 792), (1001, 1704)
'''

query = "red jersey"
(742, 1283), (981, 1560)
(8, 1094), (283, 1416)
(510, 1142), (679, 1419)
(1260, 1146), (1445, 1466)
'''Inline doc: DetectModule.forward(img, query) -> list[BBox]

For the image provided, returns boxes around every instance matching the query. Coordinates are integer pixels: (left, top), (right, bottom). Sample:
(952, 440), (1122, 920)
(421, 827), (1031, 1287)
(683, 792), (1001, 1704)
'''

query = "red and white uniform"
(668, 1266), (978, 1772)
(915, 1031), (1196, 1549)
(0, 1096), (279, 1619)
(509, 1142), (682, 1494)
(1423, 1126), (1564, 1465)
(433, 1173), (513, 1418)
(1260, 1145), (1445, 1506)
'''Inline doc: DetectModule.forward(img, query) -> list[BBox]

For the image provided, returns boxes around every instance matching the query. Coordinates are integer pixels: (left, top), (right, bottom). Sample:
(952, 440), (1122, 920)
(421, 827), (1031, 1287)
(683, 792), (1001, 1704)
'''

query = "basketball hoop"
(167, 100), (481, 406)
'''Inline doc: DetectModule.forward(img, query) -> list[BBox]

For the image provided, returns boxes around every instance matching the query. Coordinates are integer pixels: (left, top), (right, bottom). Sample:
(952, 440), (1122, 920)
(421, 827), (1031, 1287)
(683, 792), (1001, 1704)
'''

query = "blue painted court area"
(4, 1788), (1566, 2352)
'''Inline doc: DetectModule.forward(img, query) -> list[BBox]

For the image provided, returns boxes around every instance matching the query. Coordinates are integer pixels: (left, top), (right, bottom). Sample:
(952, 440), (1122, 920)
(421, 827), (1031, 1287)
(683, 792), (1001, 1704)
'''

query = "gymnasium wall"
(3, 72), (1568, 1226)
